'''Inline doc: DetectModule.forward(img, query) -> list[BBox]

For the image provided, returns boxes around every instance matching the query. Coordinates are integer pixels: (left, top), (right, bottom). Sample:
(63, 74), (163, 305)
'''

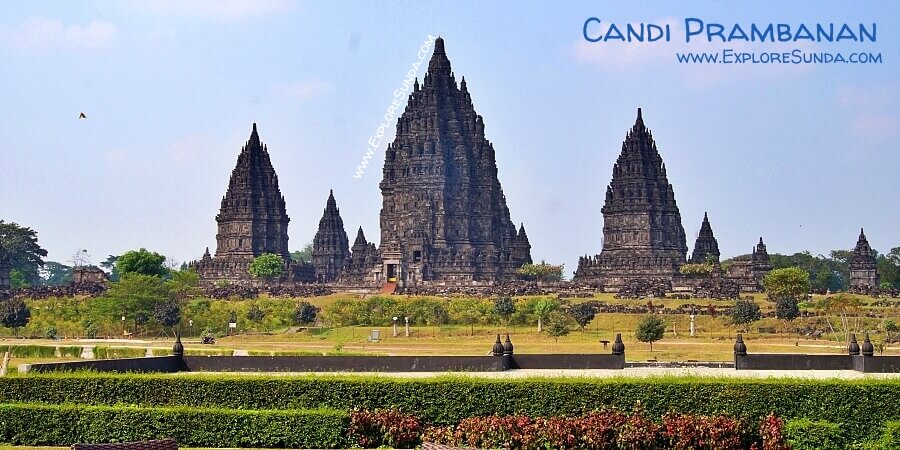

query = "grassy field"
(2, 292), (896, 367)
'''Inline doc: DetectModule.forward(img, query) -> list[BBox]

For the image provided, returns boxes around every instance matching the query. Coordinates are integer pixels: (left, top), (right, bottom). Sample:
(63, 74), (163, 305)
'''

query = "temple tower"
(689, 212), (721, 264)
(849, 228), (879, 289)
(195, 124), (302, 284)
(378, 37), (531, 284)
(312, 190), (350, 283)
(574, 108), (688, 289)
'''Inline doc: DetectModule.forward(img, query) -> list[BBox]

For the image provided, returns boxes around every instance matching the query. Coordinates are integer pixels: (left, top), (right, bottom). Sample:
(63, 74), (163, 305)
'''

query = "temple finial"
(434, 36), (445, 53)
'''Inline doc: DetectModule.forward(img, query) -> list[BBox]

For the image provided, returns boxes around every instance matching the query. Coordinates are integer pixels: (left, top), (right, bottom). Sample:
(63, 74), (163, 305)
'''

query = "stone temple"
(574, 108), (688, 290)
(689, 212), (720, 264)
(311, 190), (350, 283)
(377, 37), (532, 286)
(725, 237), (773, 291)
(849, 228), (879, 290)
(194, 124), (314, 285)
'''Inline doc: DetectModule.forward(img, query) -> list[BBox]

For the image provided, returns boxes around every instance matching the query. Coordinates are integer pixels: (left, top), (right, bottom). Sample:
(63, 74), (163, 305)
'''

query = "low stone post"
(848, 333), (860, 356)
(861, 332), (874, 357)
(502, 334), (514, 356)
(491, 335), (504, 357)
(173, 331), (184, 357)
(734, 334), (747, 370)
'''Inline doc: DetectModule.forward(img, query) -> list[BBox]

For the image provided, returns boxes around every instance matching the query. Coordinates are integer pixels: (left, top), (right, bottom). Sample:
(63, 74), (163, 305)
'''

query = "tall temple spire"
(574, 108), (687, 288)
(849, 227), (878, 290)
(194, 123), (300, 285)
(214, 123), (290, 259)
(379, 37), (531, 283)
(690, 212), (720, 264)
(312, 190), (350, 283)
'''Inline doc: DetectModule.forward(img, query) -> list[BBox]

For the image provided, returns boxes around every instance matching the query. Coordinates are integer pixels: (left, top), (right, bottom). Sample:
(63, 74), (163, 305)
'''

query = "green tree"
(0, 221), (48, 285)
(568, 303), (596, 333)
(9, 269), (29, 289)
(0, 298), (30, 337)
(529, 297), (559, 332)
(294, 301), (319, 325)
(775, 296), (800, 321)
(247, 303), (265, 323)
(635, 315), (665, 351)
(290, 243), (314, 264)
(116, 248), (168, 278)
(544, 311), (572, 342)
(93, 273), (170, 329)
(493, 296), (516, 327)
(249, 253), (285, 279)
(517, 262), (565, 282)
(153, 300), (181, 335)
(731, 298), (762, 330)
(167, 268), (202, 300)
(763, 267), (811, 301)
(817, 294), (864, 342)
(39, 261), (73, 286)
(99, 255), (120, 282)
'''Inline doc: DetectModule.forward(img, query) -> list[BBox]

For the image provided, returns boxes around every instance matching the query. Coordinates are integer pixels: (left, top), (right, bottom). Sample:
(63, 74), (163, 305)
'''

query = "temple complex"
(377, 37), (532, 286)
(341, 227), (379, 283)
(573, 108), (688, 290)
(311, 191), (350, 283)
(689, 213), (720, 264)
(724, 237), (773, 291)
(194, 124), (314, 285)
(849, 228), (879, 290)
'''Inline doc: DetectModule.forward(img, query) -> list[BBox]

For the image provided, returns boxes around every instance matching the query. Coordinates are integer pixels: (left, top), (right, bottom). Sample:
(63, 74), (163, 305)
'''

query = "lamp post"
(392, 316), (398, 337)
(405, 316), (410, 337)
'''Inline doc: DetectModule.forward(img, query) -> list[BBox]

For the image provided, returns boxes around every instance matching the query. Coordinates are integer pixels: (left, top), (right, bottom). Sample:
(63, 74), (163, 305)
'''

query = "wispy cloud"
(271, 79), (334, 101)
(838, 84), (900, 142)
(2, 17), (116, 49)
(130, 0), (296, 20)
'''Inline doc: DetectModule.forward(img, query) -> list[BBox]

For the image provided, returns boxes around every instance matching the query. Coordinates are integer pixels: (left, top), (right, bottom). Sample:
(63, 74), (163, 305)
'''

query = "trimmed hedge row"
(1, 375), (897, 440)
(0, 403), (348, 448)
(93, 347), (147, 359)
(7, 345), (57, 358)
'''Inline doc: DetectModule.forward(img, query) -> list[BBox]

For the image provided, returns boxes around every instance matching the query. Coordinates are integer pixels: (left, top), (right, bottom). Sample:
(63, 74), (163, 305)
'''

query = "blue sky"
(1, 1), (897, 275)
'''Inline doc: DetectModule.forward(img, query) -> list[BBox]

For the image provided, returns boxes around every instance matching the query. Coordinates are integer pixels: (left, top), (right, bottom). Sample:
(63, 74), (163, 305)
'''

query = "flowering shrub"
(663, 413), (747, 450)
(758, 413), (789, 450)
(347, 408), (421, 448)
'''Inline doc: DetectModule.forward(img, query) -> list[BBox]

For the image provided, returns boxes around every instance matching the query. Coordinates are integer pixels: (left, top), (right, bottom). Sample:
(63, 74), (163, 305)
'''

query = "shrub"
(663, 412), (748, 450)
(348, 408), (421, 448)
(880, 421), (900, 449)
(93, 347), (146, 359)
(784, 418), (845, 450)
(758, 413), (789, 450)
(8, 345), (56, 358)
(57, 346), (83, 358)
(0, 403), (347, 448)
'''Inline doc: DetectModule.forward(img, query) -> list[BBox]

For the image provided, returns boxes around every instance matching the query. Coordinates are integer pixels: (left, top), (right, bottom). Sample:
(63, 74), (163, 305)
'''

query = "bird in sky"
(78, 112), (87, 119)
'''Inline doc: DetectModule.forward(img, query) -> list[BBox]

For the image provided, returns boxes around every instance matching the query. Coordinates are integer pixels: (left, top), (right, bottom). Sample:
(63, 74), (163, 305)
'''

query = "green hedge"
(880, 421), (900, 449)
(784, 418), (846, 450)
(7, 345), (57, 358)
(0, 403), (347, 448)
(93, 347), (147, 359)
(58, 346), (84, 358)
(183, 348), (233, 356)
(0, 375), (897, 441)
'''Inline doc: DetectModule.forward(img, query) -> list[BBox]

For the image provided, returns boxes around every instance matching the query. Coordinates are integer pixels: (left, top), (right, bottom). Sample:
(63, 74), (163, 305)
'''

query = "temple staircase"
(381, 282), (398, 294)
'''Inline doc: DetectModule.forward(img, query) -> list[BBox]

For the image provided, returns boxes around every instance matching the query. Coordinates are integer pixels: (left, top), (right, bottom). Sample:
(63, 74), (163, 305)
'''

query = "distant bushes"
(92, 346), (146, 359)
(7, 345), (56, 358)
